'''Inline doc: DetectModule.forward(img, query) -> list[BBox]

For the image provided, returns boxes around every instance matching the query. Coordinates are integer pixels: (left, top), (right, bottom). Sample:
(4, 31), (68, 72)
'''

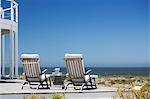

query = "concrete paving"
(0, 80), (117, 99)
(0, 92), (117, 99)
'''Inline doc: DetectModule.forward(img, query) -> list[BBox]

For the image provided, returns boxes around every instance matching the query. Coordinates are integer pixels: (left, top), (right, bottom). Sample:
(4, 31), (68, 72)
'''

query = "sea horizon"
(3, 66), (150, 77)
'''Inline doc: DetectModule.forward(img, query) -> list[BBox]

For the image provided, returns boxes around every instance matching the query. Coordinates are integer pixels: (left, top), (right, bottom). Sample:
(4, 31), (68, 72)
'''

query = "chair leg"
(95, 84), (97, 89)
(21, 81), (28, 89)
(90, 80), (93, 88)
(94, 81), (97, 89)
(37, 81), (43, 89)
(65, 82), (72, 90)
(48, 78), (51, 87)
(92, 78), (97, 89)
(89, 77), (95, 89)
(62, 84), (65, 89)
(81, 83), (86, 90)
(42, 83), (43, 87)
(93, 78), (97, 89)
(37, 83), (41, 89)
(45, 79), (49, 89)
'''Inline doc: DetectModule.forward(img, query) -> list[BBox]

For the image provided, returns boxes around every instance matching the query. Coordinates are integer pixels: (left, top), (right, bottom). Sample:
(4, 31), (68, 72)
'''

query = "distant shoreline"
(3, 67), (150, 77)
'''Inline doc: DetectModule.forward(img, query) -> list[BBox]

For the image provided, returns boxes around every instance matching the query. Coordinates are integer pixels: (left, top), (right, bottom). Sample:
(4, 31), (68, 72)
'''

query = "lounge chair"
(20, 54), (50, 89)
(64, 54), (97, 90)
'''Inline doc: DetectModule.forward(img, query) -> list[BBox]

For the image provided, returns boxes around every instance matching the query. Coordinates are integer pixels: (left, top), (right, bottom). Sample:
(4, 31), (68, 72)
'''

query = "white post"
(15, 30), (18, 78)
(0, 0), (2, 79)
(10, 27), (14, 79)
(2, 10), (4, 19)
(15, 1), (18, 78)
(0, 28), (1, 79)
(15, 5), (18, 22)
(10, 0), (14, 21)
(0, 3), (2, 19)
(0, 0), (4, 19)
(2, 34), (5, 76)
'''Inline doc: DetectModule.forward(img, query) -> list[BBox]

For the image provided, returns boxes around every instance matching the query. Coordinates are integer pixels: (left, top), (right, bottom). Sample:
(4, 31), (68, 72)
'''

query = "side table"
(51, 75), (65, 89)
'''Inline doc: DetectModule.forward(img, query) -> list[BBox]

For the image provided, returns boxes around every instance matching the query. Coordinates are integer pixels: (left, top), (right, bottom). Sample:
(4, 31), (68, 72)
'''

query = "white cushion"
(85, 75), (90, 81)
(90, 75), (98, 78)
(41, 74), (46, 81)
(84, 75), (98, 82)
(21, 54), (39, 59)
(40, 74), (50, 81)
(65, 54), (83, 58)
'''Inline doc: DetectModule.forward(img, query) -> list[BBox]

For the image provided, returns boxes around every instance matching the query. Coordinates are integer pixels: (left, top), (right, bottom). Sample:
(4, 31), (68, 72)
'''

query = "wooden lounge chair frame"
(64, 54), (97, 90)
(21, 54), (50, 89)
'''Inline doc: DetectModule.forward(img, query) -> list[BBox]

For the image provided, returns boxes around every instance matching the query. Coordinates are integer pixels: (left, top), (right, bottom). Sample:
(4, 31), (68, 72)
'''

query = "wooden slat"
(64, 58), (83, 60)
(65, 58), (84, 80)
(21, 58), (40, 78)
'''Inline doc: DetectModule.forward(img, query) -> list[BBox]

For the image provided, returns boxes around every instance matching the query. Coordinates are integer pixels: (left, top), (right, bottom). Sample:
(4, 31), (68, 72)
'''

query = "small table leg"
(48, 77), (51, 87)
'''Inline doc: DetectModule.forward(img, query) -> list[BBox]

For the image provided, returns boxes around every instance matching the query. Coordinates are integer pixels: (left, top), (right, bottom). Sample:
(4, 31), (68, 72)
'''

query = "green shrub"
(19, 73), (26, 80)
(52, 93), (65, 99)
(23, 94), (42, 99)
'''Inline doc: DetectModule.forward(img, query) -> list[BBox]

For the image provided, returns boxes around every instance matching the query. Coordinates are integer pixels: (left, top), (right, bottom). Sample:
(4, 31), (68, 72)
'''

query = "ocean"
(4, 67), (150, 76)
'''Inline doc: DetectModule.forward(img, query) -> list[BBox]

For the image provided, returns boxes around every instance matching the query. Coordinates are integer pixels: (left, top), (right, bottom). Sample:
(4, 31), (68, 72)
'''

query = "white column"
(0, 0), (1, 17)
(0, 0), (1, 79)
(0, 0), (1, 6)
(10, 1), (14, 21)
(2, 11), (4, 19)
(2, 34), (5, 76)
(15, 5), (18, 22)
(15, 30), (18, 78)
(10, 27), (14, 79)
(15, 4), (18, 77)
(0, 28), (1, 79)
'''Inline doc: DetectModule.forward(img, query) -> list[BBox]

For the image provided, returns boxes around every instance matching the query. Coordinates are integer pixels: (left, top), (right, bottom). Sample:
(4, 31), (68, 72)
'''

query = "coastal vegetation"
(97, 76), (149, 87)
(52, 93), (65, 99)
(97, 76), (150, 99)
(114, 82), (150, 99)
(132, 83), (150, 99)
(23, 94), (42, 99)
(110, 77), (150, 99)
(23, 93), (65, 99)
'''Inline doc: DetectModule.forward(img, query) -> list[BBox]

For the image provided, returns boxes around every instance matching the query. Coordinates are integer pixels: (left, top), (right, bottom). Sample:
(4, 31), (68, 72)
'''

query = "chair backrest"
(64, 54), (85, 82)
(21, 54), (41, 81)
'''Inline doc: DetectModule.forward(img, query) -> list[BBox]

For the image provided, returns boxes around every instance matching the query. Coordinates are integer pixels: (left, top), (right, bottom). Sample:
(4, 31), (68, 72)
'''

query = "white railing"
(0, 0), (18, 22)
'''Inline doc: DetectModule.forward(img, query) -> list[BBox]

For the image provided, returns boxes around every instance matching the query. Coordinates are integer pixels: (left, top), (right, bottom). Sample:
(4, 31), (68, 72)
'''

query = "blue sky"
(15, 0), (149, 67)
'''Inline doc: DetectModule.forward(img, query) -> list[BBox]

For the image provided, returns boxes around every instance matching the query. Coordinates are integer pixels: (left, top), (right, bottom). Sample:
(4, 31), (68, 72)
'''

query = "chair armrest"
(40, 69), (47, 75)
(85, 69), (92, 75)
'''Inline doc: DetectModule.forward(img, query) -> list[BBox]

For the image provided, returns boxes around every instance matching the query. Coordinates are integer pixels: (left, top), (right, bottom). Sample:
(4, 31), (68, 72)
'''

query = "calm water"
(4, 67), (150, 76)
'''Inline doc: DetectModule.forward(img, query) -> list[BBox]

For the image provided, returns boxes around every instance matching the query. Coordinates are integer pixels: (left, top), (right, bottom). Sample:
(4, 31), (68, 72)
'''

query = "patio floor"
(0, 79), (116, 95)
